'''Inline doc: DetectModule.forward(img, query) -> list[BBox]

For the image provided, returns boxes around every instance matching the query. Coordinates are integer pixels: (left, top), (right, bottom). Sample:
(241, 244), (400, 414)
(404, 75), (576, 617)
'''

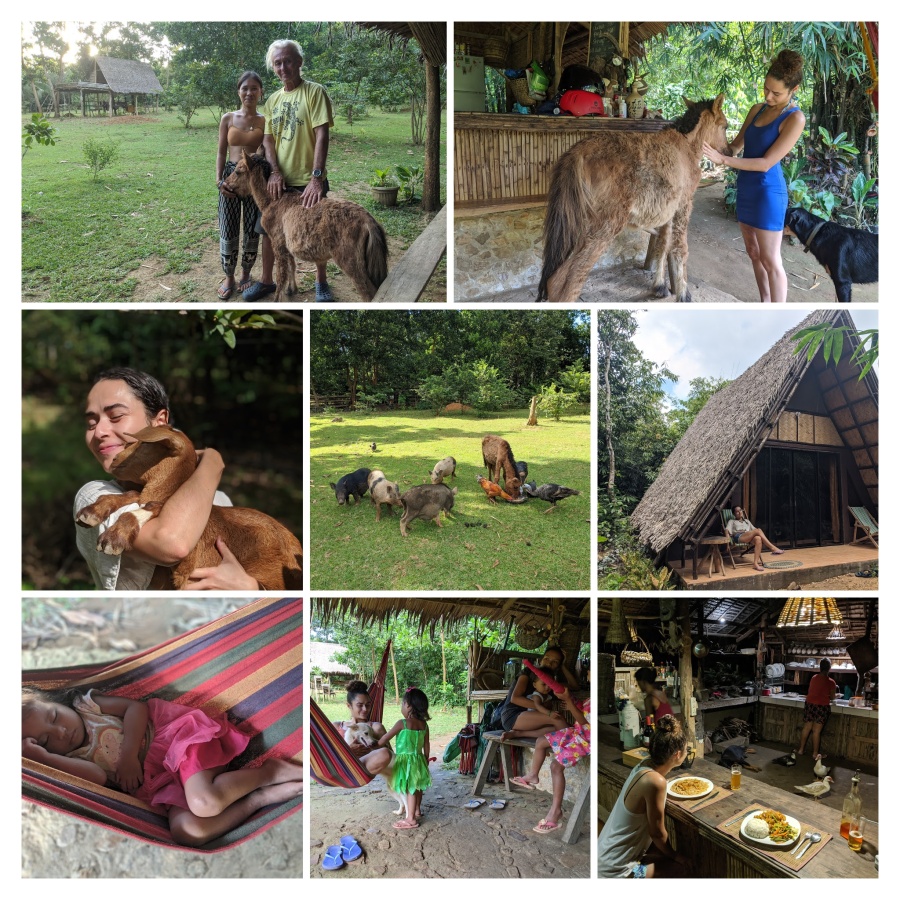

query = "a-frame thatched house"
(55, 57), (163, 117)
(631, 309), (878, 588)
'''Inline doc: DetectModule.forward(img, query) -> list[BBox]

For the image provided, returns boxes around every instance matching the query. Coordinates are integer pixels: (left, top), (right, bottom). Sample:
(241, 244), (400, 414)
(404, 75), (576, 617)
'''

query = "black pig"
(329, 468), (372, 505)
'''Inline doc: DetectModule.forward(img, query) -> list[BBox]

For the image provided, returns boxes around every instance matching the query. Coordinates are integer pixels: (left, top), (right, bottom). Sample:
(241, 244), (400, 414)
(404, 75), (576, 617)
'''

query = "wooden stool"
(700, 536), (732, 577)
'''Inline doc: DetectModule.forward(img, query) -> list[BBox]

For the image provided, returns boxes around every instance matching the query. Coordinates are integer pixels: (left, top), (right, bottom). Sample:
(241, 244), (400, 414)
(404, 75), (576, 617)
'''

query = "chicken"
(477, 475), (515, 504)
(794, 775), (834, 800)
(370, 442), (378, 452)
(523, 482), (580, 512)
(813, 754), (830, 779)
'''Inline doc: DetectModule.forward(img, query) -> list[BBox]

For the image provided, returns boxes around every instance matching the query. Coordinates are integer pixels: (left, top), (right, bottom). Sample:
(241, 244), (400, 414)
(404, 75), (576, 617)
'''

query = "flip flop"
(490, 799), (508, 810)
(339, 835), (363, 862)
(510, 776), (537, 790)
(464, 798), (486, 809)
(771, 549), (785, 555)
(856, 570), (873, 578)
(216, 280), (234, 300)
(322, 845), (345, 870)
(532, 819), (560, 834)
(237, 277), (253, 293)
(393, 820), (419, 829)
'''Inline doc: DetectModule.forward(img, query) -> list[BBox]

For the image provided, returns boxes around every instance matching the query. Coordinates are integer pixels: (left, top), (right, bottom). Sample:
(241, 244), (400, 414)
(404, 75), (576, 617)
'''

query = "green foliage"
(537, 383), (578, 421)
(668, 376), (731, 443)
(371, 167), (398, 187)
(418, 360), (518, 413)
(22, 113), (57, 159)
(311, 410), (590, 590)
(842, 171), (878, 229)
(395, 164), (423, 202)
(598, 530), (676, 591)
(558, 360), (591, 402)
(81, 136), (119, 181)
(792, 323), (878, 380)
(805, 126), (859, 197)
(196, 309), (283, 349)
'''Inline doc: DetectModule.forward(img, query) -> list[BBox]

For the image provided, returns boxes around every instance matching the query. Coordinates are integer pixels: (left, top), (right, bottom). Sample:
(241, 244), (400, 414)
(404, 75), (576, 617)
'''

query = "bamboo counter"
(454, 111), (670, 209)
(596, 725), (876, 878)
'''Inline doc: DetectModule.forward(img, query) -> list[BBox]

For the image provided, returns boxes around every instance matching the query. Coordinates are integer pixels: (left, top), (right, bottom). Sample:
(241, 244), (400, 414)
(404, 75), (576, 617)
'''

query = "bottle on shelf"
(840, 770), (862, 840)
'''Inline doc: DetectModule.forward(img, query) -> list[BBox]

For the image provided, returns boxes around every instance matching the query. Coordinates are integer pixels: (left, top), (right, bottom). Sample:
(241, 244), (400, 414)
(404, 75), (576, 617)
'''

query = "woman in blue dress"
(703, 50), (805, 302)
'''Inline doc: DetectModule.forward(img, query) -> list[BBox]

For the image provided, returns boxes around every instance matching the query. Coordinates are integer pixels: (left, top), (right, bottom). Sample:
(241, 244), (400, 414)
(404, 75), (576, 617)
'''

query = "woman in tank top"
(634, 668), (674, 720)
(216, 71), (266, 298)
(597, 715), (691, 877)
(701, 50), (806, 302)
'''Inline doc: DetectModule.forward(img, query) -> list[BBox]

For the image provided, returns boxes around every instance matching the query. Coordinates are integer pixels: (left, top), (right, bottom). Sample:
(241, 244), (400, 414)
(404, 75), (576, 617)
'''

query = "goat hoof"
(97, 536), (127, 556)
(653, 285), (670, 299)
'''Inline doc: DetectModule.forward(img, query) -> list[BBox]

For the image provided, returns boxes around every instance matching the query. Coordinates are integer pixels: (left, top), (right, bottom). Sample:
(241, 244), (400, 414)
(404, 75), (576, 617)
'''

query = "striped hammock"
(310, 639), (391, 789)
(22, 597), (302, 851)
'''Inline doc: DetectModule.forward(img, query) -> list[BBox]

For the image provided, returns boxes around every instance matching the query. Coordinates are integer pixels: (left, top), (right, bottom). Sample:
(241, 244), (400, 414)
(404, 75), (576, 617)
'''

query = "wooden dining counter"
(596, 725), (876, 878)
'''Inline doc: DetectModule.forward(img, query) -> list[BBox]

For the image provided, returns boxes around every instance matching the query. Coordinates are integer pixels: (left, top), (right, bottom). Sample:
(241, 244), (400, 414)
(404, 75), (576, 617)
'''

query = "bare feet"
(252, 780), (303, 808)
(262, 757), (304, 784)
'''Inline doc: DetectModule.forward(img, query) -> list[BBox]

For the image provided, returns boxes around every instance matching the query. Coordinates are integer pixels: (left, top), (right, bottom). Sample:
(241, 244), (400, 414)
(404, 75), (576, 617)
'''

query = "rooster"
(523, 482), (580, 512)
(794, 775), (834, 800)
(477, 475), (515, 504)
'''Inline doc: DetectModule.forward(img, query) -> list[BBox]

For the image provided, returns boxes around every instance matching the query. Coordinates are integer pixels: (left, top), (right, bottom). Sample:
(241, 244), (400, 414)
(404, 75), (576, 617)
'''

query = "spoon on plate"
(796, 832), (821, 861)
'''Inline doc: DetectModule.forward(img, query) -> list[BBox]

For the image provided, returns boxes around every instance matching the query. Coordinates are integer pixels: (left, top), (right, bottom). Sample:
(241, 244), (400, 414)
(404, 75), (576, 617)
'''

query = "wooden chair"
(849, 506), (879, 548)
(720, 509), (754, 565)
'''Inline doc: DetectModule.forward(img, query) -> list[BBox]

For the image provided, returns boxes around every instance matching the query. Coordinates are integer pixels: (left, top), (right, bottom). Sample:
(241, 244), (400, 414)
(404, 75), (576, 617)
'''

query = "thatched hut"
(54, 57), (163, 117)
(631, 310), (878, 588)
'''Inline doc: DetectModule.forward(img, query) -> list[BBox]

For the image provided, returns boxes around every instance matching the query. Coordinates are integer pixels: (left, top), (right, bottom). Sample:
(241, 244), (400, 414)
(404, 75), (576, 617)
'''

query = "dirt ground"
(125, 186), (445, 303)
(785, 572), (878, 592)
(482, 181), (879, 303)
(310, 735), (589, 879)
(21, 598), (302, 879)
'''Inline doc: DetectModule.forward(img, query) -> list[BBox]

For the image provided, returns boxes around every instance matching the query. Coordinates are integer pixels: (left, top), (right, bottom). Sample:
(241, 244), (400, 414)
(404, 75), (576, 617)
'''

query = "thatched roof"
(358, 23), (446, 66)
(314, 598), (589, 637)
(309, 641), (354, 674)
(599, 598), (877, 642)
(454, 22), (670, 70)
(631, 310), (879, 553)
(93, 57), (163, 94)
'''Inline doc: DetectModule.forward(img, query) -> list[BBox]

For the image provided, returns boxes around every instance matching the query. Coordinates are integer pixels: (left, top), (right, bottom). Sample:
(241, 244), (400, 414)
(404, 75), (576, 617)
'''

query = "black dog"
(784, 207), (878, 303)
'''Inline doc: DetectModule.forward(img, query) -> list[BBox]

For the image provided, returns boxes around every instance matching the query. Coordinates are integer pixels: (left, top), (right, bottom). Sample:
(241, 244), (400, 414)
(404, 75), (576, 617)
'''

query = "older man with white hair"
(244, 39), (335, 301)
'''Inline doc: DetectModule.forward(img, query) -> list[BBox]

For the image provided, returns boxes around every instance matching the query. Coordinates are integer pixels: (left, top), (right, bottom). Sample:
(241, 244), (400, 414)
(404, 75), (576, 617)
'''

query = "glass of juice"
(730, 764), (741, 790)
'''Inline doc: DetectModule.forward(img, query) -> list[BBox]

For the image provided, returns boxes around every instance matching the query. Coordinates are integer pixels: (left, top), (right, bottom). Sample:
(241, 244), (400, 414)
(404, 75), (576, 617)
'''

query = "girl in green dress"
(378, 688), (431, 830)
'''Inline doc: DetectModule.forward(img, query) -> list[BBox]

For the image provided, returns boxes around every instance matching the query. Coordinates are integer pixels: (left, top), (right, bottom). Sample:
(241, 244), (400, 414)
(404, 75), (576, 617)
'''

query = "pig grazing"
(399, 483), (458, 536)
(430, 456), (457, 484)
(330, 468), (372, 505)
(368, 469), (402, 521)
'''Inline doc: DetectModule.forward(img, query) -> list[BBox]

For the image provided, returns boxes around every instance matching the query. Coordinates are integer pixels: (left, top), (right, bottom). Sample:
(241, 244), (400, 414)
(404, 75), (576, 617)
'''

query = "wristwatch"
(311, 168), (323, 179)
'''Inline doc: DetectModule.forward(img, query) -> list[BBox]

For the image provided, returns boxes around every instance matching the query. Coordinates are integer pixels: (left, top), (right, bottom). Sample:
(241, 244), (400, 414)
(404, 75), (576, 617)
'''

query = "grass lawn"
(310, 409), (591, 591)
(22, 109), (446, 302)
(314, 698), (467, 744)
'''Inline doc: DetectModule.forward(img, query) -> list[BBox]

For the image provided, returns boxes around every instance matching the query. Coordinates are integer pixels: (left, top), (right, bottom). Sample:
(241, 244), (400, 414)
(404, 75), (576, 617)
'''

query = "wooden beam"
(372, 205), (446, 302)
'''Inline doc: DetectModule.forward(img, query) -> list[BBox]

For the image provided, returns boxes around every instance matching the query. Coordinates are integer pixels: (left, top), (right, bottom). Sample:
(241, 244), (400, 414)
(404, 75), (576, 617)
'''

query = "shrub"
(538, 383), (578, 420)
(82, 137), (120, 181)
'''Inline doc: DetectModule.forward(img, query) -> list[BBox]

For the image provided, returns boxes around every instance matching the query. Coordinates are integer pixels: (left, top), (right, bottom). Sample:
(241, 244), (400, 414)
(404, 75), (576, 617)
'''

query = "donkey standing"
(539, 94), (732, 302)
(225, 151), (388, 301)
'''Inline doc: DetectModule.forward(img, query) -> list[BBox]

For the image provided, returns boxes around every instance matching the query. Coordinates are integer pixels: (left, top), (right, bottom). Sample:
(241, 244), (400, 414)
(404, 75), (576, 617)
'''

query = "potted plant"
(371, 168), (400, 206)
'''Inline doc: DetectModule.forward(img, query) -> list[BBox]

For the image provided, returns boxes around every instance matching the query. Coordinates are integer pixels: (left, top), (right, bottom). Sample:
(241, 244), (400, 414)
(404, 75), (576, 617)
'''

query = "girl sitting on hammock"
(22, 685), (303, 847)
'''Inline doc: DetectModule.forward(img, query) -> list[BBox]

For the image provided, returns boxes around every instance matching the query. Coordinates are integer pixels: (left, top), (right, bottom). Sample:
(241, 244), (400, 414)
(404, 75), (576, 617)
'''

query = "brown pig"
(399, 483), (458, 537)
(368, 469), (402, 522)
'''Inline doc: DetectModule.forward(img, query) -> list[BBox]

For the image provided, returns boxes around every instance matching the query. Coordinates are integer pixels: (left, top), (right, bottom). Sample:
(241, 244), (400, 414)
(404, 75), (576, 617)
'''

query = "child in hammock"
(509, 686), (590, 835)
(22, 685), (303, 847)
(377, 688), (432, 830)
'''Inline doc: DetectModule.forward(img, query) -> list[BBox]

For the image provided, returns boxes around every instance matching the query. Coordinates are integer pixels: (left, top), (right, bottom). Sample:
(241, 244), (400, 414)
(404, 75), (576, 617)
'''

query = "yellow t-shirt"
(262, 80), (334, 186)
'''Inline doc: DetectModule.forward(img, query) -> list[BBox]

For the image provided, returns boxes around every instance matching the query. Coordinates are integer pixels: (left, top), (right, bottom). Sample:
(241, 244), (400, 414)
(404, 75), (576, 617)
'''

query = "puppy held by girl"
(22, 685), (302, 847)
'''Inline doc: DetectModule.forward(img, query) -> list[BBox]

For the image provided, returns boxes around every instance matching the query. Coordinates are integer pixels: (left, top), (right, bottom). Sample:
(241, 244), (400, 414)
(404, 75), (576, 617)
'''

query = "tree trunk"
(678, 599), (696, 749)
(390, 641), (400, 704)
(602, 342), (616, 501)
(30, 80), (43, 115)
(526, 395), (539, 426)
(422, 62), (441, 212)
(440, 625), (447, 684)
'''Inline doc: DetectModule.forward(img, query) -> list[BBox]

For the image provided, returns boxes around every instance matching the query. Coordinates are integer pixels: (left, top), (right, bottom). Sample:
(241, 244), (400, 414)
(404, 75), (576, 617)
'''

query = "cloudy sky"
(631, 308), (878, 401)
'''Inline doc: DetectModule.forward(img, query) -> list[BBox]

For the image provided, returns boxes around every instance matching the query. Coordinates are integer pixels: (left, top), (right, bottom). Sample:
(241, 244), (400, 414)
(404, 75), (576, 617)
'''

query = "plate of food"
(740, 809), (801, 847)
(667, 776), (714, 800)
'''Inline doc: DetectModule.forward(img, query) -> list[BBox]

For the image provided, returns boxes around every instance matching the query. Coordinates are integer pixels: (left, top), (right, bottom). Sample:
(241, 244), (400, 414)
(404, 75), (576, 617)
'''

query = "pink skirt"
(134, 698), (251, 810)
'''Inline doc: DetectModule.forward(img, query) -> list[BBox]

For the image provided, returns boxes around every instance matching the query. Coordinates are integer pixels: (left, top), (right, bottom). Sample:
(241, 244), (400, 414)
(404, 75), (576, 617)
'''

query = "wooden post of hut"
(677, 598), (697, 752)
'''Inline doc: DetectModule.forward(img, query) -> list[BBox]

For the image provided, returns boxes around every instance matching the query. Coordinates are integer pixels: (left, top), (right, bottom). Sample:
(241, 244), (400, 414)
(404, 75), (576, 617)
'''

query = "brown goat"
(539, 95), (731, 302)
(224, 151), (388, 301)
(75, 425), (303, 590)
(481, 435), (524, 501)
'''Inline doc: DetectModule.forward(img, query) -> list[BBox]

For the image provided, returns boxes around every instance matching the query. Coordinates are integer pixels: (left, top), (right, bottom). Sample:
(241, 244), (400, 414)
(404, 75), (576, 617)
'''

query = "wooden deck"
(669, 544), (878, 590)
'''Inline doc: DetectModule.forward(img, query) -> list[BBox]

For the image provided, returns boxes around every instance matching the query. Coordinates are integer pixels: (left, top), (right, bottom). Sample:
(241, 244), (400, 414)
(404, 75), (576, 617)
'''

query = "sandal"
(315, 281), (334, 302)
(217, 280), (234, 300)
(490, 799), (508, 810)
(322, 845), (345, 871)
(237, 276), (253, 293)
(771, 548), (785, 555)
(532, 819), (560, 834)
(464, 798), (486, 809)
(339, 835), (363, 862)
(393, 820), (419, 829)
(511, 776), (537, 790)
(243, 281), (277, 301)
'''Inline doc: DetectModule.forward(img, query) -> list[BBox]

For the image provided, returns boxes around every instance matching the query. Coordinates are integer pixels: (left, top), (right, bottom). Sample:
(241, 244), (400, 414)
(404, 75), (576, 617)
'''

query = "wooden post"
(390, 641), (400, 704)
(677, 598), (696, 749)
(526, 395), (539, 426)
(80, 90), (85, 118)
(108, 89), (113, 118)
(440, 625), (447, 685)
(422, 61), (441, 212)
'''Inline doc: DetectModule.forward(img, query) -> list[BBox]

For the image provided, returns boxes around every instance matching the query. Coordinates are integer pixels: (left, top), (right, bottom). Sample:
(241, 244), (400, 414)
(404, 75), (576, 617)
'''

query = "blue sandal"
(339, 835), (364, 862)
(322, 845), (345, 871)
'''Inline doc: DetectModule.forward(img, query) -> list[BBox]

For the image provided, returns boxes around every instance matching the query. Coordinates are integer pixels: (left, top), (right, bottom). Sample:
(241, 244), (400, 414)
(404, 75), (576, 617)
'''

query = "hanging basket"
(483, 37), (509, 68)
(620, 635), (654, 666)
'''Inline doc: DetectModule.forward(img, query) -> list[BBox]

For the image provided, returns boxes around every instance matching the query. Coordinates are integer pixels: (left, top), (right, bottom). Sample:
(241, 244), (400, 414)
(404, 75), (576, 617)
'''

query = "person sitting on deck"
(726, 506), (785, 572)
(597, 715), (692, 878)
